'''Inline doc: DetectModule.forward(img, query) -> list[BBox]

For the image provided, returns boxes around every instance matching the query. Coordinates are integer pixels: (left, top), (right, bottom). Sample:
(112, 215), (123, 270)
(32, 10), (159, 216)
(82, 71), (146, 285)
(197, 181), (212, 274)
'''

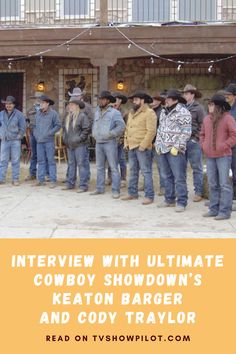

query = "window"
(178, 0), (217, 22)
(57, 0), (95, 19)
(221, 0), (236, 20)
(25, 0), (55, 12)
(0, 0), (24, 20)
(131, 0), (171, 22)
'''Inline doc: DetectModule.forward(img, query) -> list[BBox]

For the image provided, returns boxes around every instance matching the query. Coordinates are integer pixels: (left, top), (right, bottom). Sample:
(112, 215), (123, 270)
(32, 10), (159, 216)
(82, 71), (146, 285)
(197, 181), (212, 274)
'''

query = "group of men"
(0, 82), (236, 216)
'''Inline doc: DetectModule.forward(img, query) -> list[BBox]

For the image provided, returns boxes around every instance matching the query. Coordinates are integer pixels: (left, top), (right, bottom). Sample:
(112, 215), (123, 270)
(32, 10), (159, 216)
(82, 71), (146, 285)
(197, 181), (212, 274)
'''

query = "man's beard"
(133, 104), (141, 111)
(99, 103), (109, 109)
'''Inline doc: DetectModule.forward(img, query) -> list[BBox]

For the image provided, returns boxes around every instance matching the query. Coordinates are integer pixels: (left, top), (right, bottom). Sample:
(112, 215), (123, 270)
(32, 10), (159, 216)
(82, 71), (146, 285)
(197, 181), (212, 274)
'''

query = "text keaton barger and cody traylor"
(10, 254), (224, 326)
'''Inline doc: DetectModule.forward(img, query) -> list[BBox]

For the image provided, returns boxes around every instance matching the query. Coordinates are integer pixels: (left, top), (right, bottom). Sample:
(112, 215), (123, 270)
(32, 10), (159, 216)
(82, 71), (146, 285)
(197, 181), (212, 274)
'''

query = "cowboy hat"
(128, 90), (153, 104)
(182, 84), (202, 99)
(113, 92), (128, 104)
(38, 95), (54, 106)
(98, 90), (116, 103)
(1, 95), (16, 104)
(68, 87), (86, 97)
(209, 94), (231, 111)
(224, 83), (236, 96)
(152, 91), (166, 104)
(68, 97), (85, 109)
(166, 89), (187, 104)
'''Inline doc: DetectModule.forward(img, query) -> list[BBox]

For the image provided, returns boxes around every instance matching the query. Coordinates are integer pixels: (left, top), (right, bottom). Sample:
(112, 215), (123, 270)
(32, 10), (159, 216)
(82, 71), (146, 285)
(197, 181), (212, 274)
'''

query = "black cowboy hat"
(209, 94), (231, 111)
(166, 89), (187, 104)
(182, 84), (202, 99)
(68, 97), (85, 109)
(98, 90), (116, 103)
(113, 92), (128, 104)
(39, 95), (54, 106)
(128, 90), (153, 104)
(224, 83), (236, 96)
(1, 95), (16, 104)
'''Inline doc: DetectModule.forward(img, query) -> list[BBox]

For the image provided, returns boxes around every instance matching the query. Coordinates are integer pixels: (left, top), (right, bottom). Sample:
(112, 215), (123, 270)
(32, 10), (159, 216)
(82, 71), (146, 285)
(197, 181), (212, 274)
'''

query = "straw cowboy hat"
(182, 84), (202, 99)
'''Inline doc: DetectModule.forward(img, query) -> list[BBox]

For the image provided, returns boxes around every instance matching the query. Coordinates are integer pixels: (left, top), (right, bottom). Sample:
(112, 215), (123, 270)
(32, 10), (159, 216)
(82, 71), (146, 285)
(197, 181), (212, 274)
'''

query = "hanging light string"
(4, 24), (236, 67)
(113, 24), (236, 66)
(4, 27), (93, 64)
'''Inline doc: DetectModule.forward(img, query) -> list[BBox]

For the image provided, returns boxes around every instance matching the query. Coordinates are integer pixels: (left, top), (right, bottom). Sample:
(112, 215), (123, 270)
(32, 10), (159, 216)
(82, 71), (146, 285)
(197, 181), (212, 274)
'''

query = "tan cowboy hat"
(182, 84), (202, 99)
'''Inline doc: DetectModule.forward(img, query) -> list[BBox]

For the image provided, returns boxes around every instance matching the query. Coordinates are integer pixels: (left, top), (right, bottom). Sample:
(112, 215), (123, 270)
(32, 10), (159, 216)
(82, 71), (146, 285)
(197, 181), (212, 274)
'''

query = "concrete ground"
(0, 162), (235, 238)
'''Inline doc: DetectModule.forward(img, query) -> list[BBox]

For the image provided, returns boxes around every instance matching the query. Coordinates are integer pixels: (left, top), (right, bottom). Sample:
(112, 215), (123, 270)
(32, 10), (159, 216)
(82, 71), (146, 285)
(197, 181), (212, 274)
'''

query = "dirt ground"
(0, 162), (235, 238)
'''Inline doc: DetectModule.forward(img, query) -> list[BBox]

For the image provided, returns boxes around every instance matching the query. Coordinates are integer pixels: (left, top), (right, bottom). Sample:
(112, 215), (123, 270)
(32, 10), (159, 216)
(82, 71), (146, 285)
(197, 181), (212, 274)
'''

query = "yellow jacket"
(124, 104), (157, 150)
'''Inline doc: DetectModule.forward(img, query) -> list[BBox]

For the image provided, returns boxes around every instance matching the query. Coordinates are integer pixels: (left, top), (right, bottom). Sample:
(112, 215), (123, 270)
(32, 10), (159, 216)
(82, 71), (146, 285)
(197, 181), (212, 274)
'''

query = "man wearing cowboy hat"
(91, 90), (125, 198)
(155, 89), (192, 212)
(150, 91), (167, 196)
(33, 95), (61, 188)
(224, 83), (236, 200)
(183, 84), (206, 202)
(105, 92), (128, 187)
(122, 90), (157, 205)
(0, 96), (26, 185)
(25, 92), (49, 181)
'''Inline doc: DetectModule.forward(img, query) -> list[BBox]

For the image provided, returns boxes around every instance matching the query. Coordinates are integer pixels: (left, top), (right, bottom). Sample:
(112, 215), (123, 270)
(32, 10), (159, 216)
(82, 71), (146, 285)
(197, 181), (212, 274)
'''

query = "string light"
(66, 44), (70, 51)
(8, 62), (12, 69)
(150, 56), (154, 64)
(113, 25), (236, 67)
(40, 56), (43, 63)
(2, 25), (236, 69)
(208, 65), (213, 73)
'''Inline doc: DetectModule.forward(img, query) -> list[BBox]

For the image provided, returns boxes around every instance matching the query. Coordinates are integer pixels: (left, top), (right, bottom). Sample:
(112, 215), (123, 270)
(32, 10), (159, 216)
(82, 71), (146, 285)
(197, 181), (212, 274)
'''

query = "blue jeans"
(96, 140), (120, 193)
(84, 145), (91, 182)
(108, 143), (127, 180)
(37, 142), (57, 183)
(128, 148), (154, 200)
(207, 156), (232, 217)
(186, 139), (203, 196)
(159, 152), (188, 207)
(231, 146), (236, 199)
(152, 148), (165, 189)
(0, 139), (21, 181)
(29, 133), (49, 178)
(67, 145), (89, 190)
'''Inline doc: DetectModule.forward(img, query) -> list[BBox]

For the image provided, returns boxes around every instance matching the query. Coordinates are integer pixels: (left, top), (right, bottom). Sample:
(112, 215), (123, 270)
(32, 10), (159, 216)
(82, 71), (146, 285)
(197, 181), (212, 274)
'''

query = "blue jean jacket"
(0, 108), (26, 141)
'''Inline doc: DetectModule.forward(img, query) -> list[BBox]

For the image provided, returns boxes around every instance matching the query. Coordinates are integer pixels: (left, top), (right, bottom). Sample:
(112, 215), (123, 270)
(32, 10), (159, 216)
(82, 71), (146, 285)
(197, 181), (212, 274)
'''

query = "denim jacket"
(0, 108), (26, 141)
(92, 106), (125, 143)
(33, 108), (61, 143)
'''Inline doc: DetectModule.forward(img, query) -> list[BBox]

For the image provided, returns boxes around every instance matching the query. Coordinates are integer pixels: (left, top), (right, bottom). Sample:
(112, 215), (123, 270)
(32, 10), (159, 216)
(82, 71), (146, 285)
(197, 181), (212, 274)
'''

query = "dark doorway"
(0, 73), (24, 111)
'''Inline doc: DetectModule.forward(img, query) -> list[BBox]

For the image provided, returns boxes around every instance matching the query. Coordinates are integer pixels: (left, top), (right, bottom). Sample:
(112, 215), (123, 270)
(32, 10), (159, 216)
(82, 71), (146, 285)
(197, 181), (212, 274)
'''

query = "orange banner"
(0, 239), (235, 353)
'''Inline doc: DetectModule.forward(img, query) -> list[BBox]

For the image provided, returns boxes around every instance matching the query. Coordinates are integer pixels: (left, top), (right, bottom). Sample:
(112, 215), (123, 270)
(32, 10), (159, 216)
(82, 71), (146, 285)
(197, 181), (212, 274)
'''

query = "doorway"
(0, 73), (24, 111)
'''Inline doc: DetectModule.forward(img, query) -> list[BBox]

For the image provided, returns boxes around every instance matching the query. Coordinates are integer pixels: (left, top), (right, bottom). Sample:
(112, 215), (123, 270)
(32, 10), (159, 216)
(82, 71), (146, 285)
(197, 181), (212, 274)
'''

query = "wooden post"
(100, 0), (108, 26)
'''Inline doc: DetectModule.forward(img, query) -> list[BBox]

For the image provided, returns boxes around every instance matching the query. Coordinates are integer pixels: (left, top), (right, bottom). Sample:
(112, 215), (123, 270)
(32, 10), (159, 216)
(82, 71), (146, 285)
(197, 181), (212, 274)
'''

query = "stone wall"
(0, 55), (235, 116)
